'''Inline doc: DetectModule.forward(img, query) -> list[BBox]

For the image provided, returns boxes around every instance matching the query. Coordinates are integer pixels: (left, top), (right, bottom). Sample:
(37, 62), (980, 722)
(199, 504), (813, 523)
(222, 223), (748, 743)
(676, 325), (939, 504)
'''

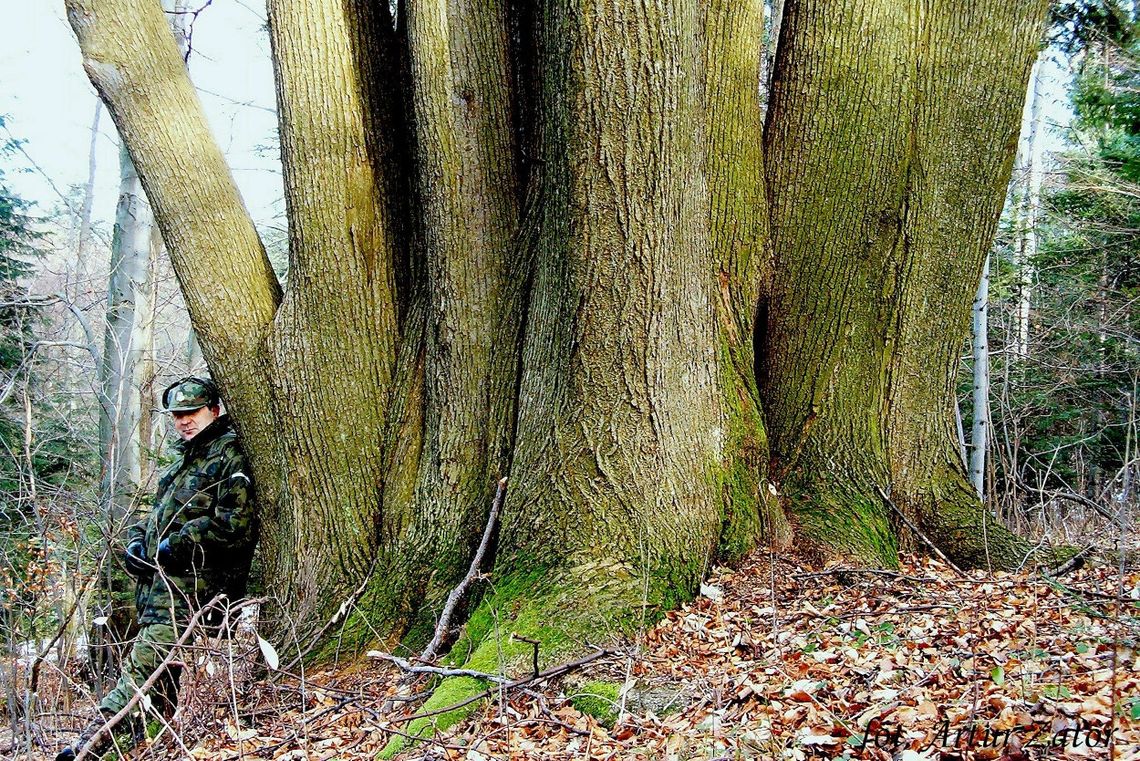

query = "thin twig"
(421, 476), (507, 664)
(367, 651), (511, 685)
(392, 648), (614, 725)
(284, 557), (377, 671)
(29, 556), (104, 694)
(875, 485), (968, 578)
(1044, 543), (1096, 576)
(74, 597), (265, 761)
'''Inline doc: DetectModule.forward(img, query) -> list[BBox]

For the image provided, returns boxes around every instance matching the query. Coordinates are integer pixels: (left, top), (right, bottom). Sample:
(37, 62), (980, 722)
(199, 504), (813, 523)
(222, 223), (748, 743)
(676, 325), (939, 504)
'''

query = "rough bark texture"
(259, 0), (404, 622)
(70, 0), (1065, 665)
(495, 0), (722, 628)
(705, 0), (790, 558)
(372, 0), (521, 639)
(764, 0), (1054, 569)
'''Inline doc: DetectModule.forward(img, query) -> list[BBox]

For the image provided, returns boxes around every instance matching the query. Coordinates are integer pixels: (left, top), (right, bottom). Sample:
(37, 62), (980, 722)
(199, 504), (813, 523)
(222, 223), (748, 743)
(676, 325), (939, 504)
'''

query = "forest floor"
(13, 551), (1140, 760)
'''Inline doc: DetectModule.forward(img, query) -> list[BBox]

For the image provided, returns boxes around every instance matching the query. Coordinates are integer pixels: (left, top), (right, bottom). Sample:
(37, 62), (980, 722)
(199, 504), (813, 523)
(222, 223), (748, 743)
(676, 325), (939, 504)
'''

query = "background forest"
(0, 0), (1137, 758)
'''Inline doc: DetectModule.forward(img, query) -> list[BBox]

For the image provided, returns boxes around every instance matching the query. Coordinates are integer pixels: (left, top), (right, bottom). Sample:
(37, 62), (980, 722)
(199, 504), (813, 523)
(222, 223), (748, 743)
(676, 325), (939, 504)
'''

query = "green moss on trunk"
(379, 562), (660, 756)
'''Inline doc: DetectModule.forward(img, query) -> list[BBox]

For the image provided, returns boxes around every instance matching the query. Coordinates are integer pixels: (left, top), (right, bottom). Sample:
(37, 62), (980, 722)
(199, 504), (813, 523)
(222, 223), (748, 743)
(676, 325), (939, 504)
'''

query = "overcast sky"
(2, 3), (1075, 241)
(0, 0), (283, 230)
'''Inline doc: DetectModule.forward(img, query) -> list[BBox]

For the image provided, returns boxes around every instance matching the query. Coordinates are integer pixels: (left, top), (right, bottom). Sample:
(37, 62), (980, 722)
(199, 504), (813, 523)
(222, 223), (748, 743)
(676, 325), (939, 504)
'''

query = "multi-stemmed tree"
(65, 0), (1062, 684)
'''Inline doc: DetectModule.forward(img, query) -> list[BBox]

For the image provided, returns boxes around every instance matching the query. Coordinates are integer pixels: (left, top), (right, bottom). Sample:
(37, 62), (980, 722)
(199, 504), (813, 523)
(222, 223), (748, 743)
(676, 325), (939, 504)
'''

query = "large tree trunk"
(68, 0), (1066, 675)
(497, 0), (723, 618)
(762, 0), (1057, 569)
(254, 0), (405, 625)
(706, 0), (790, 556)
(363, 0), (522, 643)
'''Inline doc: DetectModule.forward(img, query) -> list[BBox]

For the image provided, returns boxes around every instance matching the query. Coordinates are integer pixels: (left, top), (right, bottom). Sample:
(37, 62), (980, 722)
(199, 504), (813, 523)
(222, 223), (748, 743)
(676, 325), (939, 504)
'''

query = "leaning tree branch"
(66, 0), (281, 355)
(420, 476), (507, 664)
(73, 596), (265, 761)
(875, 485), (969, 579)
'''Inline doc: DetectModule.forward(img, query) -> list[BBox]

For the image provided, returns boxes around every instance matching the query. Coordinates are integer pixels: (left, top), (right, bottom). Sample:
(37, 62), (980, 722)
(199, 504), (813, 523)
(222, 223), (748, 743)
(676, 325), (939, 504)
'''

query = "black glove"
(124, 540), (150, 577)
(156, 536), (191, 573)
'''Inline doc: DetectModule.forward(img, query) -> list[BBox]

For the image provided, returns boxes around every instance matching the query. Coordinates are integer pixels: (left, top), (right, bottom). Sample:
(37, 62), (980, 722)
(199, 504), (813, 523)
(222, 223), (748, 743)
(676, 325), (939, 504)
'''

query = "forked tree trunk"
(68, 0), (1064, 666)
(763, 0), (1058, 569)
(706, 0), (790, 557)
(362, 0), (522, 643)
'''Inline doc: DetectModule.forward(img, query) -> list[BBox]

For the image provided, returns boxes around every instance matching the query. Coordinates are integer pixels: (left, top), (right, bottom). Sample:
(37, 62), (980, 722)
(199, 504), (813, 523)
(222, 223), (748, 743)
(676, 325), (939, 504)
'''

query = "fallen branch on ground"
(367, 651), (512, 685)
(392, 647), (616, 725)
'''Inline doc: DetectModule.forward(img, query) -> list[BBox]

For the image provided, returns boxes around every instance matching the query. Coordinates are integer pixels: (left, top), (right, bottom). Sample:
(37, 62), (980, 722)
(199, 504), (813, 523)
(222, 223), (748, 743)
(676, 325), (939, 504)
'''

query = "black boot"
(55, 708), (114, 761)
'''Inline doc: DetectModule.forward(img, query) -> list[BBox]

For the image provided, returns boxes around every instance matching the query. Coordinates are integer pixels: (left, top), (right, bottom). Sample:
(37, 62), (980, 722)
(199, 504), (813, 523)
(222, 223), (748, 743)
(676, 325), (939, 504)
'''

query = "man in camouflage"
(57, 377), (256, 760)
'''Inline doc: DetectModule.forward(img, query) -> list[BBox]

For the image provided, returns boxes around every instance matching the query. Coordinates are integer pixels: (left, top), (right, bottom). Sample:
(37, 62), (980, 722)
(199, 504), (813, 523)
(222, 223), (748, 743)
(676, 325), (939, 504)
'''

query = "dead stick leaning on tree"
(420, 476), (507, 664)
(874, 485), (969, 578)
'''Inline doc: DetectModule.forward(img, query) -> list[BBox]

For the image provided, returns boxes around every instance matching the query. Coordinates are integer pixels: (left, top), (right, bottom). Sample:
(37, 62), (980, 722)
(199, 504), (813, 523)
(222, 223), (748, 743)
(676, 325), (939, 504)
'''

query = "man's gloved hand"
(156, 536), (190, 573)
(124, 540), (150, 577)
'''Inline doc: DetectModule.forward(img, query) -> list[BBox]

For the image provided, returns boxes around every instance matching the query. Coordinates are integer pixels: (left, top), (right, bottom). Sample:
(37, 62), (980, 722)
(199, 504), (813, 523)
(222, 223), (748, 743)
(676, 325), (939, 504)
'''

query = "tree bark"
(256, 0), (406, 623)
(705, 0), (789, 556)
(98, 144), (152, 521)
(494, 0), (723, 633)
(69, 0), (1070, 662)
(373, 0), (522, 637)
(763, 0), (1055, 569)
(1013, 53), (1046, 359)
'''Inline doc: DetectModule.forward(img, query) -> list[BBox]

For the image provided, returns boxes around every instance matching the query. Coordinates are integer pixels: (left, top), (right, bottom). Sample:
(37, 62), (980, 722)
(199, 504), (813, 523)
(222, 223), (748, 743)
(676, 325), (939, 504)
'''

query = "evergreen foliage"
(0, 116), (46, 631)
(979, 8), (1140, 513)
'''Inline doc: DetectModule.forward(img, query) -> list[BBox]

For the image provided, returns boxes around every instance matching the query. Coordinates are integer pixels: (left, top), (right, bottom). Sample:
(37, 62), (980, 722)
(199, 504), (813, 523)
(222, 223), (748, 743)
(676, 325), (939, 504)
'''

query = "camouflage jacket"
(129, 415), (255, 626)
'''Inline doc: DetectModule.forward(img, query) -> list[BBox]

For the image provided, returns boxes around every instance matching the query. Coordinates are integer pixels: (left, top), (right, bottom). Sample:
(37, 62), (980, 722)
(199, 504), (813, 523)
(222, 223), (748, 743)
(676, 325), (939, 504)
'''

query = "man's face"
(172, 405), (219, 441)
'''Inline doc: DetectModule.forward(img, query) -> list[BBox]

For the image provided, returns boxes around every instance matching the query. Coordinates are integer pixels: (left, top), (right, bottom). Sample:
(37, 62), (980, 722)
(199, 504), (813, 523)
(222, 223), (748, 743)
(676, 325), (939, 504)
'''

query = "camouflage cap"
(162, 377), (219, 412)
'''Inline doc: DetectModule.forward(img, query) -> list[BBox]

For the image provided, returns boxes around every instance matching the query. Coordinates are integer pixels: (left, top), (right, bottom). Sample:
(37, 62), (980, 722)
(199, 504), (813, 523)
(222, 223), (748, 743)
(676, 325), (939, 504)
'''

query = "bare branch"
(420, 477), (506, 664)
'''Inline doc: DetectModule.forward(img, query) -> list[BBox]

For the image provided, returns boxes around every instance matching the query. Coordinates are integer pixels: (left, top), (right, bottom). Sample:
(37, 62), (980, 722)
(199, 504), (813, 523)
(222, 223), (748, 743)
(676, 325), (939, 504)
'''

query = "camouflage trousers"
(100, 623), (183, 718)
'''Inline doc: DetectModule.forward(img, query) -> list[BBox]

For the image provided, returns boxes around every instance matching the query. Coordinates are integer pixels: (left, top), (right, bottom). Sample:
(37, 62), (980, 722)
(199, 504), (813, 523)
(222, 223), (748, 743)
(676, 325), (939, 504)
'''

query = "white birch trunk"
(970, 252), (991, 500)
(1014, 53), (1046, 359)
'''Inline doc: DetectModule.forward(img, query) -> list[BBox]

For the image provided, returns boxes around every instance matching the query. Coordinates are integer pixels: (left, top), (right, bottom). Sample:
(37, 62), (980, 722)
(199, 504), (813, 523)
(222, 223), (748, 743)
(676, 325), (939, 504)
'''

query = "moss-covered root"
(914, 479), (1078, 572)
(379, 562), (671, 757)
(378, 675), (485, 759)
(378, 621), (555, 758)
(570, 681), (622, 727)
(780, 467), (899, 567)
